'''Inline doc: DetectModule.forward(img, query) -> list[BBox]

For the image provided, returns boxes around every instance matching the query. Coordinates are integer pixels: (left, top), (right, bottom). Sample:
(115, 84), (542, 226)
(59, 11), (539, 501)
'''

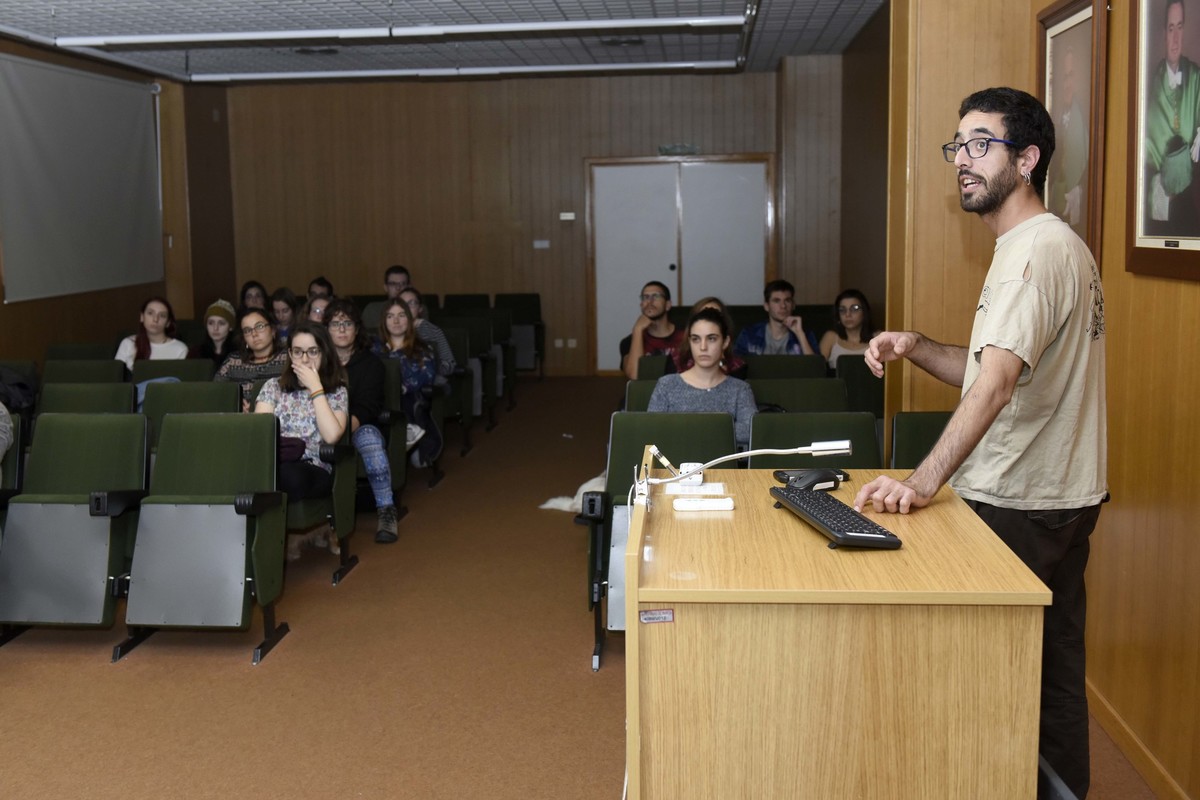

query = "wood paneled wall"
(887, 0), (1033, 415)
(841, 6), (890, 319)
(226, 74), (781, 374)
(183, 85), (237, 319)
(0, 39), (175, 366)
(1071, 4), (1200, 797)
(777, 57), (843, 304)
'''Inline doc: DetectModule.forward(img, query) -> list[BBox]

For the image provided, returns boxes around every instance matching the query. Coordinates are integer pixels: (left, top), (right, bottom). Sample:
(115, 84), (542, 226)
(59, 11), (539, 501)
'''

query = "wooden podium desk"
(624, 467), (1051, 800)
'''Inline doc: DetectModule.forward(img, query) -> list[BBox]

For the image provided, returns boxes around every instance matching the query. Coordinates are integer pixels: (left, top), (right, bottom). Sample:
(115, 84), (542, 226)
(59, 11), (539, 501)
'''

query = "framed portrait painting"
(1128, 0), (1200, 279)
(1039, 0), (1107, 264)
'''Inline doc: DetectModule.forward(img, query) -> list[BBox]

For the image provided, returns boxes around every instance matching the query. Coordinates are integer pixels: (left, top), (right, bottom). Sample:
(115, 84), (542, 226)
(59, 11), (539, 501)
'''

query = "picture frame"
(1128, 0), (1200, 279)
(1038, 0), (1107, 265)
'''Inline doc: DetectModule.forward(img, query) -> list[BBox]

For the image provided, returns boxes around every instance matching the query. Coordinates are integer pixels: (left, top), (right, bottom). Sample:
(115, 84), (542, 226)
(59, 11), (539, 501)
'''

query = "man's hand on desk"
(853, 475), (935, 515)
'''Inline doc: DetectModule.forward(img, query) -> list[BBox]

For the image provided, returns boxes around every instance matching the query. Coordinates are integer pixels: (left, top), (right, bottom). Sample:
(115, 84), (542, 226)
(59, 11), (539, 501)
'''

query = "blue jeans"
(352, 424), (394, 509)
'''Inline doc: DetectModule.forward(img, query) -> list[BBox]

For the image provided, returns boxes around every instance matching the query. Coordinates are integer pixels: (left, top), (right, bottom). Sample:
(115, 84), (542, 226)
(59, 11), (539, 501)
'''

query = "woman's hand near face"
(293, 361), (323, 393)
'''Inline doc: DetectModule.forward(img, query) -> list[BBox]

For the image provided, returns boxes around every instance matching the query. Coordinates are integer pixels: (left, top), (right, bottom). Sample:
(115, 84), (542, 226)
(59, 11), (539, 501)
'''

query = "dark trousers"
(966, 500), (1102, 800)
(278, 460), (333, 502)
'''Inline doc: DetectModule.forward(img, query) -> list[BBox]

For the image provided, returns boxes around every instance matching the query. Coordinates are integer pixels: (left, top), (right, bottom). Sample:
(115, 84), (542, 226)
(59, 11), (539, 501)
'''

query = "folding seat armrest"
(318, 443), (355, 463)
(89, 489), (147, 517)
(573, 491), (608, 527)
(235, 491), (284, 516)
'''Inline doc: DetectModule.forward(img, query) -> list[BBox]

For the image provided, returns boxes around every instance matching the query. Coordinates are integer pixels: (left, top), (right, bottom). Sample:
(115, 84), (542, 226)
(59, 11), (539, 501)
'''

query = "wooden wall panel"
(0, 39), (177, 365)
(889, 0), (1033, 415)
(1070, 3), (1200, 797)
(226, 73), (776, 374)
(841, 7), (890, 322)
(183, 85), (236, 318)
(777, 56), (843, 304)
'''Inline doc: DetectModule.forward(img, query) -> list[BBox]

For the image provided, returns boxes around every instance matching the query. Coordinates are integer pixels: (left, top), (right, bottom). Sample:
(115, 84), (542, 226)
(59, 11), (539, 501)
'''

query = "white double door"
(591, 157), (772, 372)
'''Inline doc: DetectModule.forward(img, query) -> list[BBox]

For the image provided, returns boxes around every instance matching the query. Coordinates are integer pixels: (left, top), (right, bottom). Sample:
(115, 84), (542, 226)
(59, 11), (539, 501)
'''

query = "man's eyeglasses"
(290, 347), (321, 360)
(640, 292), (666, 302)
(241, 321), (270, 336)
(328, 320), (355, 331)
(838, 304), (863, 315)
(941, 137), (1017, 162)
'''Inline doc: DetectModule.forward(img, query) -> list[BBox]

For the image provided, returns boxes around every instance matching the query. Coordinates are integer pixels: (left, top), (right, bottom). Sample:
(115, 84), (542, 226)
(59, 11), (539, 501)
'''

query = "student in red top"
(619, 281), (686, 380)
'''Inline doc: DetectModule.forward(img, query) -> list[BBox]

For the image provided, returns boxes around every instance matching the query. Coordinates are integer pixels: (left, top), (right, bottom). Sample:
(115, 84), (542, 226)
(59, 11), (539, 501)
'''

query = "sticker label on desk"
(639, 609), (674, 624)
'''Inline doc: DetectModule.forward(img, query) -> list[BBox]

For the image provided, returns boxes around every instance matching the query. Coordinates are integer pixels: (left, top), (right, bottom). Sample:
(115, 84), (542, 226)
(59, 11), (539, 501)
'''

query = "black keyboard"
(770, 484), (902, 550)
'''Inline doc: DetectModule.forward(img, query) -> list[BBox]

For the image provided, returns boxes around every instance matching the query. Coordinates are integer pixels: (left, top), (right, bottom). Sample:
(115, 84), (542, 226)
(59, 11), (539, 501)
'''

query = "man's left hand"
(852, 475), (933, 515)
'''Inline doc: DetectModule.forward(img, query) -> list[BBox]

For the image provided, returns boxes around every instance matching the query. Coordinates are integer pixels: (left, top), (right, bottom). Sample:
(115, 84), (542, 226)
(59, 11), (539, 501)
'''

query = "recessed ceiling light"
(599, 36), (645, 47)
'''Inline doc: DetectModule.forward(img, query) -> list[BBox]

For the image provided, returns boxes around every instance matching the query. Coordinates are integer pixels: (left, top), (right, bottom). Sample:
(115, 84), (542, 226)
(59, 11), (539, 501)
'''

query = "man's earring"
(1021, 171), (1032, 185)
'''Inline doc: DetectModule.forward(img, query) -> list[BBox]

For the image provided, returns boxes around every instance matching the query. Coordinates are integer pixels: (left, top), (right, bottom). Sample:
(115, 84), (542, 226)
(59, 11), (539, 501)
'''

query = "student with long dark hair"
(374, 297), (443, 470)
(323, 298), (402, 544)
(115, 297), (189, 371)
(215, 306), (289, 410)
(648, 307), (756, 447)
(254, 321), (348, 504)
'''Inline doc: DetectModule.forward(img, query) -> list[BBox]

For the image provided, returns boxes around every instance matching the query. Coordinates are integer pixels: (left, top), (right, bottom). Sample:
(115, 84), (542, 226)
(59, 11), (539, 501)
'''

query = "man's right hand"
(864, 331), (920, 377)
(631, 313), (653, 335)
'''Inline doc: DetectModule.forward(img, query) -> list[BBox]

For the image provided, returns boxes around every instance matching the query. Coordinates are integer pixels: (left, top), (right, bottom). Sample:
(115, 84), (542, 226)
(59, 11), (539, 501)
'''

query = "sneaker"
(374, 505), (399, 544)
(406, 424), (426, 448)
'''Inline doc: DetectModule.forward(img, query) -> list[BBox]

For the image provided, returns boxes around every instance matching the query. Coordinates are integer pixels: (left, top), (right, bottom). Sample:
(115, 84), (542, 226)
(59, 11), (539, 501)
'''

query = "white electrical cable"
(644, 440), (852, 486)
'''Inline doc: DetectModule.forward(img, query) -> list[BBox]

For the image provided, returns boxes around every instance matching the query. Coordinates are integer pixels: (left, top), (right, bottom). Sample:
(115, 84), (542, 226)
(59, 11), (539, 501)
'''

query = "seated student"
(215, 306), (289, 411)
(398, 287), (456, 389)
(0, 398), (11, 485)
(240, 280), (268, 310)
(323, 299), (402, 544)
(271, 287), (301, 344)
(733, 279), (817, 359)
(819, 289), (877, 369)
(254, 322), (348, 559)
(362, 265), (410, 331)
(304, 294), (331, 324)
(192, 299), (237, 367)
(648, 307), (756, 448)
(671, 296), (747, 379)
(620, 280), (686, 380)
(307, 276), (334, 301)
(373, 297), (443, 471)
(115, 297), (189, 371)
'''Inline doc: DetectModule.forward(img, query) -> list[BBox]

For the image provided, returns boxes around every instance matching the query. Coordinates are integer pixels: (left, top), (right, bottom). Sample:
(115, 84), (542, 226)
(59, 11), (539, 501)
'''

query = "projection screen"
(0, 53), (162, 303)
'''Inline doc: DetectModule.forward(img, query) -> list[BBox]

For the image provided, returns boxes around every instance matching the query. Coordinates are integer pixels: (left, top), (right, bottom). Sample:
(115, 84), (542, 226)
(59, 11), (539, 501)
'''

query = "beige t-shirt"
(950, 213), (1107, 510)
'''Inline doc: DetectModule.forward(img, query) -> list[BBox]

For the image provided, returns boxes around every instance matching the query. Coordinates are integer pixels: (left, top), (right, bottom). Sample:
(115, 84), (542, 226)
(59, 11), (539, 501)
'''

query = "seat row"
(573, 409), (952, 669)
(0, 412), (342, 664)
(634, 353), (884, 417)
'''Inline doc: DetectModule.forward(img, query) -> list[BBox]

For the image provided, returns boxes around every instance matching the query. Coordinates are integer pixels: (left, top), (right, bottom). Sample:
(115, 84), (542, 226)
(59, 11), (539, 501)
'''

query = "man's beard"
(959, 160), (1020, 215)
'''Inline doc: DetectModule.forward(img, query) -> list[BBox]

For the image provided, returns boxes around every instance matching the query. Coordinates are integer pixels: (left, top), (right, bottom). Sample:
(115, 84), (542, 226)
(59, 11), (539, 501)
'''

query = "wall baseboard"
(1087, 678), (1190, 799)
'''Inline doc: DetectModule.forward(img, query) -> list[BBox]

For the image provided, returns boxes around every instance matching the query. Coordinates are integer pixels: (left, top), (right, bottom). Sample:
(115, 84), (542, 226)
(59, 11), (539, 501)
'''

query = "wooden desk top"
(633, 469), (1051, 606)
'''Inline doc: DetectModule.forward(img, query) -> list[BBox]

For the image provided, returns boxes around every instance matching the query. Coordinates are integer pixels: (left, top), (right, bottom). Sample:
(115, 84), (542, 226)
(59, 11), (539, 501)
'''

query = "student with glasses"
(255, 321), (349, 556)
(619, 280), (686, 381)
(323, 299), (403, 544)
(819, 289), (877, 369)
(214, 307), (288, 411)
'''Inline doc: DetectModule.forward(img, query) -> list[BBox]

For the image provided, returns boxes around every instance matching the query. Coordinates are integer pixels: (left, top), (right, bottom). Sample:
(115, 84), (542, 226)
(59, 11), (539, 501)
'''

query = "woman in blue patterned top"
(374, 297), (443, 469)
